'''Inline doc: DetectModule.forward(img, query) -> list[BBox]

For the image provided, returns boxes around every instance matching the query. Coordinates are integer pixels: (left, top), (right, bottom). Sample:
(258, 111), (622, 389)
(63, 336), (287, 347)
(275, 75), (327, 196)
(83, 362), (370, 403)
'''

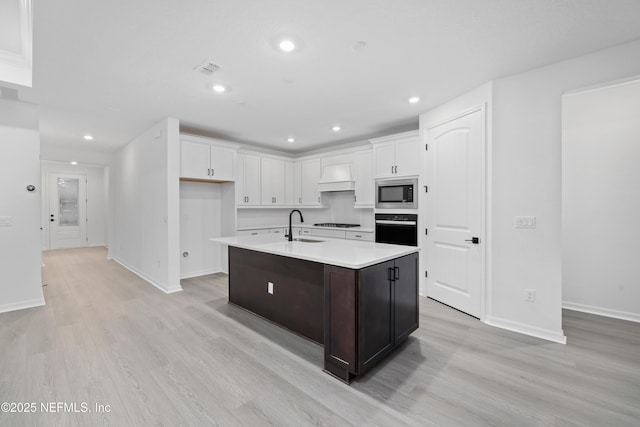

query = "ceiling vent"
(193, 59), (220, 75)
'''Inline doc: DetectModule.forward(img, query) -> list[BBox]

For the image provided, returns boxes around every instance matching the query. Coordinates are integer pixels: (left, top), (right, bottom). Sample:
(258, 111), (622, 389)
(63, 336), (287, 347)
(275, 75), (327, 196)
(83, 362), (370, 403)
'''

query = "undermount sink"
(290, 238), (324, 243)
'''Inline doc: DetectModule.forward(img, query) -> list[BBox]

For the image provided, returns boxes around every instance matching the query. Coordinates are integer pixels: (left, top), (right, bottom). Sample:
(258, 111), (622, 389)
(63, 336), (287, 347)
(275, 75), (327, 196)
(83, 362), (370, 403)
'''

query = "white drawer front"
(345, 231), (374, 241)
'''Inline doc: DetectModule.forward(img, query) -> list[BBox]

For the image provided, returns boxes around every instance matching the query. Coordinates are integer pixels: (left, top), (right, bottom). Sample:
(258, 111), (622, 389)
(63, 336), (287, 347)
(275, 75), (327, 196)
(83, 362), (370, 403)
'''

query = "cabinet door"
(210, 146), (235, 181)
(285, 161), (295, 205)
(373, 141), (396, 178)
(181, 141), (210, 180)
(244, 155), (262, 206)
(357, 260), (394, 373)
(300, 158), (321, 205)
(272, 159), (286, 205)
(293, 162), (303, 205)
(354, 150), (374, 207)
(236, 154), (245, 204)
(393, 253), (419, 343)
(261, 158), (275, 205)
(395, 137), (419, 177)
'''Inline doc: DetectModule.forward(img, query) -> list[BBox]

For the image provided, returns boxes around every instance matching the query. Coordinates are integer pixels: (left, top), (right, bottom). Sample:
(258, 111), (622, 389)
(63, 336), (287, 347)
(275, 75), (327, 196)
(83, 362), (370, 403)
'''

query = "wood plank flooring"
(0, 246), (638, 426)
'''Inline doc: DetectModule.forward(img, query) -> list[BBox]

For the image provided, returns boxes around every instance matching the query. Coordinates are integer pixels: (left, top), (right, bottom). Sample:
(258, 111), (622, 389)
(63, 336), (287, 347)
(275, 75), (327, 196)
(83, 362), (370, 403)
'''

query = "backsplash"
(236, 191), (373, 228)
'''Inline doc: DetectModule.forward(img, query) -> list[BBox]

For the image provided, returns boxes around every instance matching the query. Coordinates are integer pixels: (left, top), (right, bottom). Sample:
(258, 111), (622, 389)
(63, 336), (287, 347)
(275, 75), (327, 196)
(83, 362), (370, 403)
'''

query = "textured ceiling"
(9, 0), (640, 154)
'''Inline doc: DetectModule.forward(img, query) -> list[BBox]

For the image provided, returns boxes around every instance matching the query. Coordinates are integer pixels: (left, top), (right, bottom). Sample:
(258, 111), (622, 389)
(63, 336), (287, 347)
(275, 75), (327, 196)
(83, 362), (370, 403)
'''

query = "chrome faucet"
(288, 209), (304, 241)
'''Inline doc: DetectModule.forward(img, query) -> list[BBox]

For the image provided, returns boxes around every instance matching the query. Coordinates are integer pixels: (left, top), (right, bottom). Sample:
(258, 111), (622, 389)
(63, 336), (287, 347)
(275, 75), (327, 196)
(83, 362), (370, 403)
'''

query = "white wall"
(562, 78), (640, 322)
(0, 100), (45, 313)
(40, 145), (112, 166)
(110, 118), (181, 293)
(486, 38), (640, 343)
(41, 161), (108, 249)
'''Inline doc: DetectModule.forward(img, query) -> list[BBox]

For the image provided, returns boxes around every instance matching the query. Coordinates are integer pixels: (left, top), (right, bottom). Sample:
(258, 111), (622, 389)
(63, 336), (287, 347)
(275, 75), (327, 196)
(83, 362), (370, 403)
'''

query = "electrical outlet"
(268, 282), (274, 295)
(525, 289), (536, 302)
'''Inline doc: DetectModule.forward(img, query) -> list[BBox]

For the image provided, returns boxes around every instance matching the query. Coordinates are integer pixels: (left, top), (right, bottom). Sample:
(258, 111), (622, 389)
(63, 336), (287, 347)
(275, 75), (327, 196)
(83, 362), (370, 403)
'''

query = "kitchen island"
(211, 234), (420, 383)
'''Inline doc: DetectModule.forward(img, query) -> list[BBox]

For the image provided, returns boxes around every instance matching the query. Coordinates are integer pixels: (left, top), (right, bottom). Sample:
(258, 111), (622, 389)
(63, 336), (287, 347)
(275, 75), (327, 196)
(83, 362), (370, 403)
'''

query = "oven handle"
(375, 220), (417, 226)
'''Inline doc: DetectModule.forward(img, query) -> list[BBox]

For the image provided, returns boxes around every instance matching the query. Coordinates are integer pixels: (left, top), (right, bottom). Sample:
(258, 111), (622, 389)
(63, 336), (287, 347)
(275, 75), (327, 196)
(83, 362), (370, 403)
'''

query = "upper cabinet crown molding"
(180, 133), (241, 151)
(0, 0), (33, 87)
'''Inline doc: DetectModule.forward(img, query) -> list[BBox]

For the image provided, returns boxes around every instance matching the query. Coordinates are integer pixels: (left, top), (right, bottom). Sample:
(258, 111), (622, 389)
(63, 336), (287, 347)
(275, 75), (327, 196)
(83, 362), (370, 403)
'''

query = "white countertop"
(211, 234), (418, 269)
(236, 224), (375, 233)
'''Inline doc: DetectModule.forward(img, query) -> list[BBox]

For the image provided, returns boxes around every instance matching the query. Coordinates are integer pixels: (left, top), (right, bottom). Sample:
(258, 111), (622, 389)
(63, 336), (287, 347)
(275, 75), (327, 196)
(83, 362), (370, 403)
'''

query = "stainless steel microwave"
(375, 178), (417, 209)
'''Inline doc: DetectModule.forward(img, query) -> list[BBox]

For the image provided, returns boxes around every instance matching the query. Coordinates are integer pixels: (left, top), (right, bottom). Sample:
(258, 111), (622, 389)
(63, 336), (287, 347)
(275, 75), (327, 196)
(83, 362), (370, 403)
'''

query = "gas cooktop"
(313, 223), (361, 228)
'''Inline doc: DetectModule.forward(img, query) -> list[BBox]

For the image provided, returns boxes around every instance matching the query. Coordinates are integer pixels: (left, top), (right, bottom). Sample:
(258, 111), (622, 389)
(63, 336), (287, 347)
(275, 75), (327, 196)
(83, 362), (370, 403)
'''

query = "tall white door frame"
(423, 105), (487, 319)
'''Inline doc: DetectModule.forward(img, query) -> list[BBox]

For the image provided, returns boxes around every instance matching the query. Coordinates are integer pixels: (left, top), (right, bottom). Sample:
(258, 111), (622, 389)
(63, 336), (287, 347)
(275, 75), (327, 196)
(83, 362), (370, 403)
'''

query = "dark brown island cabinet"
(228, 246), (419, 384)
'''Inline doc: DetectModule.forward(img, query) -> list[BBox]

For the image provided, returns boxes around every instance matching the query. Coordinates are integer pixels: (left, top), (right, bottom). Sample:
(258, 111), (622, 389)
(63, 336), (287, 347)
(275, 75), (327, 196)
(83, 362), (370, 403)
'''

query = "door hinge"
(425, 228), (428, 235)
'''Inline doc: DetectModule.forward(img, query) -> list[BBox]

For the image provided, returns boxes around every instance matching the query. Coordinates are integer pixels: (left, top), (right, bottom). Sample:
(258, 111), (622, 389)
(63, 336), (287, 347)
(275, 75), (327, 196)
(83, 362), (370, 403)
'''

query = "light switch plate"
(514, 216), (536, 229)
(0, 216), (12, 226)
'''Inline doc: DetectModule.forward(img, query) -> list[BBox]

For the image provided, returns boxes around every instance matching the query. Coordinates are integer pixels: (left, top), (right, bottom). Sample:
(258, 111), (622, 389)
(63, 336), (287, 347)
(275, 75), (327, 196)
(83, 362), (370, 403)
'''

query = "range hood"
(317, 163), (355, 192)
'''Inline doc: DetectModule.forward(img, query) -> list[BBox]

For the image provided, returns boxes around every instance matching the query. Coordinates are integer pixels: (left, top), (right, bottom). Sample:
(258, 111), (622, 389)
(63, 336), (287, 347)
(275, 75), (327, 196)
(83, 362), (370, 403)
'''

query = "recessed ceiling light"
(212, 84), (226, 93)
(408, 96), (420, 104)
(332, 125), (341, 132)
(279, 39), (296, 52)
(287, 137), (295, 143)
(83, 135), (93, 140)
(70, 161), (78, 165)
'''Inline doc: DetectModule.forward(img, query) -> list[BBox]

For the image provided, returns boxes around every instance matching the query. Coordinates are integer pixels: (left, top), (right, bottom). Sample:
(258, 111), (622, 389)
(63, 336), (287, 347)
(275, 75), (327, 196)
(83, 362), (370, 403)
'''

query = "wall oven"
(375, 213), (418, 246)
(375, 178), (417, 209)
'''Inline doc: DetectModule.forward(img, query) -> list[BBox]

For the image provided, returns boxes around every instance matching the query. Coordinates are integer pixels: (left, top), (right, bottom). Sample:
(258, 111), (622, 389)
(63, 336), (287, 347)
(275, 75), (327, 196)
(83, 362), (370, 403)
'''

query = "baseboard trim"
(0, 296), (46, 314)
(180, 268), (222, 279)
(112, 257), (183, 294)
(563, 301), (640, 323)
(484, 316), (567, 344)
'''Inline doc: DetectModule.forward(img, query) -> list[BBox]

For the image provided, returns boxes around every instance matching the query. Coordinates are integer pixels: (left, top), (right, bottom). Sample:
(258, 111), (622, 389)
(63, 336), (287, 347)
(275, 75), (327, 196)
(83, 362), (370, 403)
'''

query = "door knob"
(465, 237), (480, 244)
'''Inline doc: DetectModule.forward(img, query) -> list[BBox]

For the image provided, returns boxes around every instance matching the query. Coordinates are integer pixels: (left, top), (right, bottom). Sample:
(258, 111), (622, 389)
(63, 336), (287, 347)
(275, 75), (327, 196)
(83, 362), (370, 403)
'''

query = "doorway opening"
(562, 77), (640, 323)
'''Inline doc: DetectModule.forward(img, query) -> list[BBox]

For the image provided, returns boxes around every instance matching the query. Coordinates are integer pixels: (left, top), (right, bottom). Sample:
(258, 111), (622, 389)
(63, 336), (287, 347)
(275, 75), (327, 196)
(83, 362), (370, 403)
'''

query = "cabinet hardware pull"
(391, 166), (394, 174)
(394, 266), (400, 281)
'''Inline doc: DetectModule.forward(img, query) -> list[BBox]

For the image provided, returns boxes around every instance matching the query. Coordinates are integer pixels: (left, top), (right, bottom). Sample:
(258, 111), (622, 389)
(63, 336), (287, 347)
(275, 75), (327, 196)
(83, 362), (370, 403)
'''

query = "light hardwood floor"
(1, 247), (638, 426)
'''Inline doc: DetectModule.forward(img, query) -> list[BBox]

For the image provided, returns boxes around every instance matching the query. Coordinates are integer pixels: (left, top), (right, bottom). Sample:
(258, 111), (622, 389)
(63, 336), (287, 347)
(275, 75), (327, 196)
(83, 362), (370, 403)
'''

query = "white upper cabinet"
(371, 130), (419, 178)
(299, 158), (322, 206)
(210, 146), (235, 181)
(261, 157), (286, 205)
(237, 154), (261, 206)
(354, 149), (374, 207)
(285, 161), (295, 205)
(180, 135), (238, 181)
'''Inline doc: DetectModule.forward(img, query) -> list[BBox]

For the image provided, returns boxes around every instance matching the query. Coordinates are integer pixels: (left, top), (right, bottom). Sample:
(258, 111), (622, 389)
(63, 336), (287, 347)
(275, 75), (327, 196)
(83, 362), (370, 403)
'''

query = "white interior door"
(49, 173), (87, 249)
(426, 109), (485, 318)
